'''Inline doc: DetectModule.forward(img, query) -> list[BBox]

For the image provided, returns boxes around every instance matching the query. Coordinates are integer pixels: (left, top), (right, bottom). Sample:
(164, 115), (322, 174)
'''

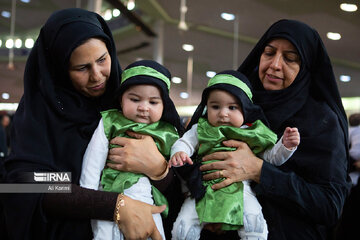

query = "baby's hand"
(283, 127), (300, 149)
(169, 151), (193, 168)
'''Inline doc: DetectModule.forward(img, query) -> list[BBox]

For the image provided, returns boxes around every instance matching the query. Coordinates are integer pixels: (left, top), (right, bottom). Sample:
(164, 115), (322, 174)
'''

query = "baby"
(80, 60), (183, 240)
(170, 70), (300, 240)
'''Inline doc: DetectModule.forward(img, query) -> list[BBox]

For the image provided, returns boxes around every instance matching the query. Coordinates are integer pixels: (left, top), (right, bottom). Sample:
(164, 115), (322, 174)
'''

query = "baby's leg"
(171, 197), (202, 240)
(126, 177), (166, 240)
(92, 177), (166, 240)
(237, 181), (268, 240)
(91, 219), (123, 240)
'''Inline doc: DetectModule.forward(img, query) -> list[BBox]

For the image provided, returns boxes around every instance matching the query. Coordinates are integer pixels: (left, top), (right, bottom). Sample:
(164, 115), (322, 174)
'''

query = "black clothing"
(1, 8), (121, 239)
(0, 125), (6, 159)
(238, 19), (351, 240)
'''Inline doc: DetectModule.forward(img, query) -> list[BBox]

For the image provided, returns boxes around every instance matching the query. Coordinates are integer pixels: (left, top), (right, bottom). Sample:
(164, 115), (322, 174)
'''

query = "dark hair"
(349, 113), (360, 127)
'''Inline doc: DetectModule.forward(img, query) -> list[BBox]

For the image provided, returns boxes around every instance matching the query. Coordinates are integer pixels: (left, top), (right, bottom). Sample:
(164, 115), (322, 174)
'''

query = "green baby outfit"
(100, 109), (179, 217)
(195, 117), (277, 230)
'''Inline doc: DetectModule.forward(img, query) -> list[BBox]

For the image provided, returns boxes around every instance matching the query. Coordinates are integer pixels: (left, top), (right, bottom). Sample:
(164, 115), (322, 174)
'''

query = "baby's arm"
(80, 118), (109, 190)
(283, 127), (300, 149)
(170, 123), (199, 168)
(170, 151), (193, 167)
(262, 127), (300, 166)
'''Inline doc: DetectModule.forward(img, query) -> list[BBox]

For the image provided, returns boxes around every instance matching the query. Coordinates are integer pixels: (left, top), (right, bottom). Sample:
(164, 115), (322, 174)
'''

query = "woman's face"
(69, 38), (111, 97)
(258, 38), (301, 90)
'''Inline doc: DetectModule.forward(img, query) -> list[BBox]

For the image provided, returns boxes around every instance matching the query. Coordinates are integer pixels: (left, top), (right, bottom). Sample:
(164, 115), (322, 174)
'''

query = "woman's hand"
(107, 131), (168, 180)
(200, 140), (263, 190)
(117, 195), (166, 240)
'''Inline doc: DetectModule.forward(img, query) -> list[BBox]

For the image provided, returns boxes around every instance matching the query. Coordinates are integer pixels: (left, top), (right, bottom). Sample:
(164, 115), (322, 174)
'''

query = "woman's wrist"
(114, 193), (125, 224)
(251, 156), (264, 183)
(149, 159), (169, 180)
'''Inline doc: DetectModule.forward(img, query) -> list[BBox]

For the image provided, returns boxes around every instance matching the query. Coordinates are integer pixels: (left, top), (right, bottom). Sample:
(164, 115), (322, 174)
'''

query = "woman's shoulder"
(292, 96), (341, 137)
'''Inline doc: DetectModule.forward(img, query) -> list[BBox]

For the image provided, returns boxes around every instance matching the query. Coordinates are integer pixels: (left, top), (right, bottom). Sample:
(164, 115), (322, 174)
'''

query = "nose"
(269, 53), (283, 70)
(137, 102), (149, 111)
(219, 108), (228, 117)
(90, 66), (102, 82)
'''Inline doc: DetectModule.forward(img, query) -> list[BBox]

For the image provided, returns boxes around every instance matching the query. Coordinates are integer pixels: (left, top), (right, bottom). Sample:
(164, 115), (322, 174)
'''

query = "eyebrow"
(71, 52), (108, 68)
(96, 52), (108, 61)
(265, 44), (299, 55)
(208, 101), (238, 105)
(127, 92), (162, 99)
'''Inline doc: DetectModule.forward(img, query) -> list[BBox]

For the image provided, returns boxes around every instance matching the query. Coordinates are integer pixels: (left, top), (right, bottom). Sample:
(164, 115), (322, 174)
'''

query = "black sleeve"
(42, 184), (118, 220)
(254, 106), (351, 226)
(174, 161), (206, 201)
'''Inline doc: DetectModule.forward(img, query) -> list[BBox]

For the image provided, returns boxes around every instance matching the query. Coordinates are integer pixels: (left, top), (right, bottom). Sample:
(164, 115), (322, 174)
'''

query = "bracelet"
(150, 161), (169, 181)
(113, 193), (125, 223)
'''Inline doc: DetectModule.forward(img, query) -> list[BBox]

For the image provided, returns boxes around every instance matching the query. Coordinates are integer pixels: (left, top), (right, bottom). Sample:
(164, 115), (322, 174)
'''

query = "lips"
(137, 115), (149, 120)
(89, 82), (105, 91)
(266, 74), (283, 82)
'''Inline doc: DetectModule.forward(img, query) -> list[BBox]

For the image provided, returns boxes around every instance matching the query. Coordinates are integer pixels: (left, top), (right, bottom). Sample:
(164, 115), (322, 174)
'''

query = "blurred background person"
(348, 113), (360, 184)
(0, 112), (12, 155)
(335, 113), (360, 239)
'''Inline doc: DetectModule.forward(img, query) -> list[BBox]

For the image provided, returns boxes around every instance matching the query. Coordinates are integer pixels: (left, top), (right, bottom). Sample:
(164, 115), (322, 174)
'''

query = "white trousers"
(171, 181), (268, 240)
(92, 177), (166, 240)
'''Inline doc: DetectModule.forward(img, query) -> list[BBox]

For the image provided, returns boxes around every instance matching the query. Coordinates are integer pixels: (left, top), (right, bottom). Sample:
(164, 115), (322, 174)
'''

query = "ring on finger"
(219, 170), (224, 178)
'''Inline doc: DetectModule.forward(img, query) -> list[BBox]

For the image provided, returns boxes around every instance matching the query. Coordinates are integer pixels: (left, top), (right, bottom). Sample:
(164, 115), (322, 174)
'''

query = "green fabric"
(100, 109), (179, 217)
(195, 118), (277, 230)
(121, 65), (171, 90)
(208, 74), (253, 101)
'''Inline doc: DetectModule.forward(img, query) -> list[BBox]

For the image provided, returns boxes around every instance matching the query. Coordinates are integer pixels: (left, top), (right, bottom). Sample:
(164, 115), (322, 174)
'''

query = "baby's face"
(121, 84), (163, 124)
(206, 89), (244, 128)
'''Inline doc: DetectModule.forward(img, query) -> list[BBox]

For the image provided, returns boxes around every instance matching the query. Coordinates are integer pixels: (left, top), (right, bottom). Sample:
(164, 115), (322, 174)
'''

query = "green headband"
(121, 65), (171, 90)
(207, 74), (253, 101)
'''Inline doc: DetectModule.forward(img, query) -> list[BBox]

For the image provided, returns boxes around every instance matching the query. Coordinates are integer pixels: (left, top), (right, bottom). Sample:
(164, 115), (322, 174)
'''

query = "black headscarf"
(1, 8), (121, 239)
(115, 59), (184, 135)
(238, 19), (351, 239)
(187, 70), (269, 129)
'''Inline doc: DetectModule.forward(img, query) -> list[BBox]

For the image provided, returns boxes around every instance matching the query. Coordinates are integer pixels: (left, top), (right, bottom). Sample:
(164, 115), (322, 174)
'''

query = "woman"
(200, 19), (351, 239)
(0, 8), (174, 240)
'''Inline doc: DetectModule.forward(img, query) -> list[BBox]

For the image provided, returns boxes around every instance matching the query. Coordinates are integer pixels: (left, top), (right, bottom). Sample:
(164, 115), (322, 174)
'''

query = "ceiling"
(0, 0), (360, 109)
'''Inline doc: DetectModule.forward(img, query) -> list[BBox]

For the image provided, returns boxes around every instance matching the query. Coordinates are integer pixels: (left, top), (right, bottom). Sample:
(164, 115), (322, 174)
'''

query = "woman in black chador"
(0, 8), (176, 240)
(200, 19), (351, 240)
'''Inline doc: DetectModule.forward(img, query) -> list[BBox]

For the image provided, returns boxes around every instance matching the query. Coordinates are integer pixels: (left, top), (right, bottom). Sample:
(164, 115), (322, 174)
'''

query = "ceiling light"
(15, 39), (22, 48)
(178, 0), (188, 31)
(340, 3), (357, 12)
(20, 0), (31, 3)
(104, 9), (112, 21)
(2, 93), (10, 100)
(180, 92), (189, 99)
(221, 12), (235, 21)
(0, 39), (2, 47)
(182, 44), (194, 52)
(5, 39), (14, 49)
(327, 32), (341, 40)
(206, 71), (216, 78)
(127, 0), (135, 11)
(25, 38), (34, 48)
(1, 11), (11, 18)
(112, 9), (120, 17)
(178, 21), (188, 31)
(340, 75), (351, 82)
(172, 77), (182, 84)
